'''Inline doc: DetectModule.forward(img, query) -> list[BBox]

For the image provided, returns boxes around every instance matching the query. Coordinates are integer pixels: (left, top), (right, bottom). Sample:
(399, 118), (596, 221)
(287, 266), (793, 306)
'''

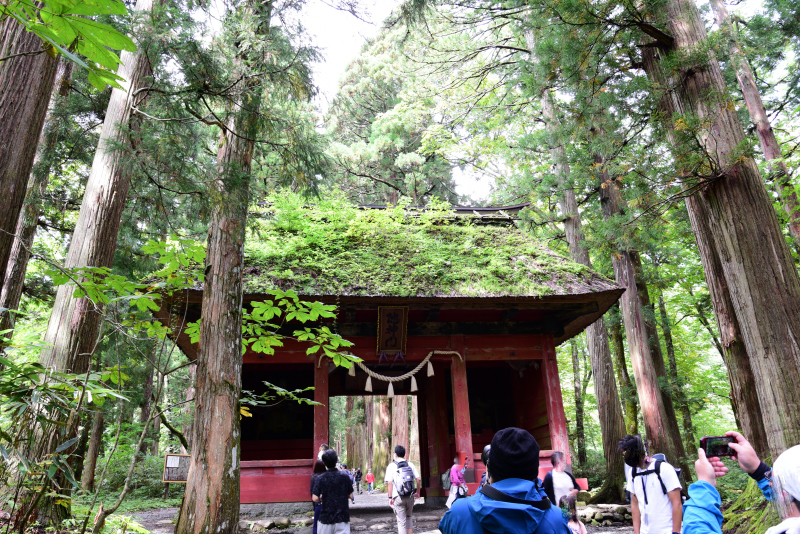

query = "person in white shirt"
(619, 435), (682, 534)
(384, 446), (421, 534)
(543, 451), (580, 506)
(318, 443), (329, 461)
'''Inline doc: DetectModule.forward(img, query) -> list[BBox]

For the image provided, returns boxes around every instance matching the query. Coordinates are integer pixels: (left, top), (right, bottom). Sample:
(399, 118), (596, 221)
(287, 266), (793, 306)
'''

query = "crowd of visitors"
(308, 427), (799, 534)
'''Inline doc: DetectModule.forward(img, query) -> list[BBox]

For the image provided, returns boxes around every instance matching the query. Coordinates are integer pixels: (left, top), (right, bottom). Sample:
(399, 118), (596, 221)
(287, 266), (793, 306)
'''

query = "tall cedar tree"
(0, 59), (73, 341)
(640, 0), (800, 456)
(709, 0), (800, 247)
(538, 75), (627, 498)
(0, 21), (58, 294)
(31, 0), (165, 524)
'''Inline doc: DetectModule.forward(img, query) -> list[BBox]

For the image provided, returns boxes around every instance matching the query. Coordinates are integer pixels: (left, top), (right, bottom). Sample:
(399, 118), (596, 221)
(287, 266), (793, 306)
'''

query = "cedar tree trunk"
(0, 19), (58, 291)
(657, 294), (696, 452)
(174, 64), (258, 533)
(610, 316), (638, 434)
(539, 81), (628, 499)
(709, 0), (800, 247)
(642, 0), (800, 456)
(570, 340), (587, 466)
(409, 396), (420, 467)
(392, 395), (409, 454)
(81, 409), (105, 492)
(600, 178), (689, 474)
(372, 397), (391, 481)
(0, 60), (73, 341)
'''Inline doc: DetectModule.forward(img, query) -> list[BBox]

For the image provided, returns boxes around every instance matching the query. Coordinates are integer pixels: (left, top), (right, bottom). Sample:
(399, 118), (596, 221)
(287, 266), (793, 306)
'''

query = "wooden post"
(424, 367), (450, 490)
(450, 335), (474, 482)
(542, 335), (571, 464)
(314, 357), (329, 460)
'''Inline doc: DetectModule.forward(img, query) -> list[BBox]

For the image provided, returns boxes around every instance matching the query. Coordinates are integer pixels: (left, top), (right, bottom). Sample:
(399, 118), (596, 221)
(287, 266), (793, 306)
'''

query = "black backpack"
(393, 460), (416, 497)
(631, 460), (684, 504)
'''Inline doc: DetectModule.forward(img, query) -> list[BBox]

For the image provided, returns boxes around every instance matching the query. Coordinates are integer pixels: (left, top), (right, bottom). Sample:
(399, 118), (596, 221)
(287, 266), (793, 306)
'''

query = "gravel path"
(131, 493), (635, 534)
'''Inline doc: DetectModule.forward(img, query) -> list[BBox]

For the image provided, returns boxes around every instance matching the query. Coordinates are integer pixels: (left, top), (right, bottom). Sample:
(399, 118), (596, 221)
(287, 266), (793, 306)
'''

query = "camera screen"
(706, 437), (734, 456)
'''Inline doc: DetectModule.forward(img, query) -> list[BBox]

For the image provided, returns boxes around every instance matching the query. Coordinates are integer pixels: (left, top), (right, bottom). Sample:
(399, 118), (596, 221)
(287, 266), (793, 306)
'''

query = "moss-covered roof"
(242, 194), (618, 299)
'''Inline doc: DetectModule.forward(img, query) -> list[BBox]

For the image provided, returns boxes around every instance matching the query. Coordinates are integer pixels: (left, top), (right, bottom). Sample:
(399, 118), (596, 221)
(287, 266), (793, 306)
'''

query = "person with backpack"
(312, 449), (354, 534)
(355, 468), (363, 494)
(618, 435), (683, 534)
(438, 427), (571, 534)
(543, 451), (581, 507)
(385, 445), (421, 534)
(446, 455), (469, 508)
(683, 431), (800, 534)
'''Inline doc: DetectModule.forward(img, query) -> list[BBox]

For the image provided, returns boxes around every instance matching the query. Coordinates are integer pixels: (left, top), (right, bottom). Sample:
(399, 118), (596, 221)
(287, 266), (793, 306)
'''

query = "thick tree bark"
(0, 19), (59, 291)
(175, 41), (260, 529)
(81, 410), (105, 492)
(346, 396), (356, 464)
(72, 414), (91, 484)
(0, 60), (73, 341)
(409, 396), (420, 467)
(364, 396), (374, 470)
(39, 0), (159, 377)
(600, 178), (689, 476)
(372, 397), (391, 482)
(539, 82), (627, 500)
(657, 294), (696, 452)
(570, 341), (587, 466)
(392, 395), (409, 455)
(686, 213), (770, 456)
(709, 0), (800, 247)
(610, 317), (638, 434)
(181, 363), (197, 454)
(641, 0), (800, 456)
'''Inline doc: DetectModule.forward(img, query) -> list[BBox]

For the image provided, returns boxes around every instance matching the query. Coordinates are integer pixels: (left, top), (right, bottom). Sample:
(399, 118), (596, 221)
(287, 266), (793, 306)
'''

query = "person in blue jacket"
(683, 431), (800, 534)
(439, 427), (571, 534)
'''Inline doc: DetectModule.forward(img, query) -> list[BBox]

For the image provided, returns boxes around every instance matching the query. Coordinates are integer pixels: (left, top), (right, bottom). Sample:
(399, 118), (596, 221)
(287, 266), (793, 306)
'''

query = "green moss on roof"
(243, 193), (618, 298)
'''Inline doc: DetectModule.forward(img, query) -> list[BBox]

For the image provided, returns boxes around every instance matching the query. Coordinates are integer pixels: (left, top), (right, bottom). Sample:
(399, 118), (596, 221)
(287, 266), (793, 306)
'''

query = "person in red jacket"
(365, 469), (375, 494)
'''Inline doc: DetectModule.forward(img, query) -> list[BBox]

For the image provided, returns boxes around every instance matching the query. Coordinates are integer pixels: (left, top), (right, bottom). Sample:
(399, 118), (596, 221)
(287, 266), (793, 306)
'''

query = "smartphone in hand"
(700, 436), (736, 457)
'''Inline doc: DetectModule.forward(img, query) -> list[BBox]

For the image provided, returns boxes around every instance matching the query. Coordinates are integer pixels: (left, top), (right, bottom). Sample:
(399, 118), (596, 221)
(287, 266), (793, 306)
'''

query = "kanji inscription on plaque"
(162, 454), (191, 483)
(377, 306), (408, 356)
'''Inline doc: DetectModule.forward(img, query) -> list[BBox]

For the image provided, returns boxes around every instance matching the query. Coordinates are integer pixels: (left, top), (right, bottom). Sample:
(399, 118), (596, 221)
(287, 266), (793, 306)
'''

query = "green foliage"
(244, 191), (614, 298)
(1, 0), (136, 88)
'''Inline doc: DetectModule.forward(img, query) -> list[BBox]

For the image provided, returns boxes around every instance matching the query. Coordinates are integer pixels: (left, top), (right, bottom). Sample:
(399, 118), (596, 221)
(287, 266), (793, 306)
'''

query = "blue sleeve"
(749, 462), (773, 501)
(683, 481), (723, 534)
(757, 476), (772, 501)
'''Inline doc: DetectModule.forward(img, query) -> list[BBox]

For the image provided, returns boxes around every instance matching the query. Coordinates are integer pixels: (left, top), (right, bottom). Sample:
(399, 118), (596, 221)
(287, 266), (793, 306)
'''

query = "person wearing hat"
(684, 431), (800, 534)
(438, 427), (571, 534)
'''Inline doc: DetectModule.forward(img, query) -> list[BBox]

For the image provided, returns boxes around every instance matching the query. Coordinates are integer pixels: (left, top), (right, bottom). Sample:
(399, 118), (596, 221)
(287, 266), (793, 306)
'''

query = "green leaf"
(68, 16), (136, 51)
(64, 0), (128, 15)
(55, 436), (80, 453)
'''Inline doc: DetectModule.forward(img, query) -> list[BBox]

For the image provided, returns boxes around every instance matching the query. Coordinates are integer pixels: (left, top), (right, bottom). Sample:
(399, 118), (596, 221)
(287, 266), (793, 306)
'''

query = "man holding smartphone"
(618, 435), (683, 534)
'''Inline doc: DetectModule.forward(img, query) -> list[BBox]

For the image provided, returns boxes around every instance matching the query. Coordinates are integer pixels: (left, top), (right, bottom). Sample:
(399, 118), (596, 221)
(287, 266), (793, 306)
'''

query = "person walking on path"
(619, 435), (683, 534)
(318, 443), (329, 461)
(446, 455), (468, 508)
(365, 469), (375, 494)
(355, 468), (363, 494)
(438, 427), (570, 534)
(683, 431), (800, 534)
(543, 451), (581, 506)
(385, 445), (421, 534)
(312, 449), (354, 534)
(345, 467), (356, 504)
(311, 460), (327, 534)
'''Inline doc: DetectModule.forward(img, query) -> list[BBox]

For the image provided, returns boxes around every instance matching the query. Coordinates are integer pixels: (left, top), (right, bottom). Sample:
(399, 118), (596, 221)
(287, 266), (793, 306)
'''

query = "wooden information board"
(162, 454), (191, 483)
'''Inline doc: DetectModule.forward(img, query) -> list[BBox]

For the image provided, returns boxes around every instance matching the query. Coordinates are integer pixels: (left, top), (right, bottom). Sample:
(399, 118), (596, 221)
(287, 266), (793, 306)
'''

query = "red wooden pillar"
(542, 335), (571, 464)
(424, 366), (451, 492)
(313, 357), (329, 460)
(450, 335), (474, 482)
